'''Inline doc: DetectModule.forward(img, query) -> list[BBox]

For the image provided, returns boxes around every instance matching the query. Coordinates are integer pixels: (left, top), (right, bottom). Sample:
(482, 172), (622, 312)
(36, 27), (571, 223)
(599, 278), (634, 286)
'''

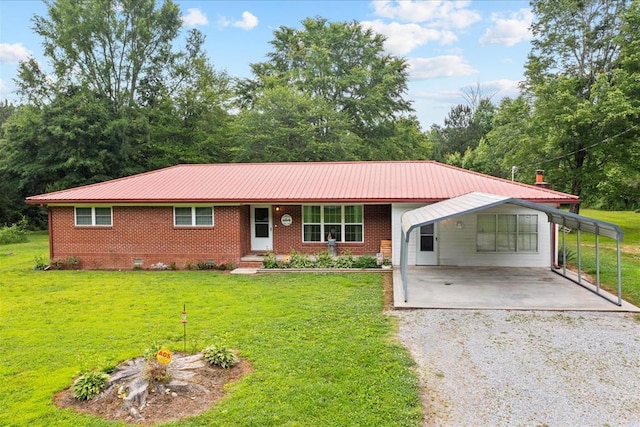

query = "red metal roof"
(26, 161), (579, 205)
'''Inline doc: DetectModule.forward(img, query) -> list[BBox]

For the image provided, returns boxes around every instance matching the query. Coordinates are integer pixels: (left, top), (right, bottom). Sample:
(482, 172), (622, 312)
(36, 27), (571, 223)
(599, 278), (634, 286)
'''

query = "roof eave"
(27, 196), (580, 205)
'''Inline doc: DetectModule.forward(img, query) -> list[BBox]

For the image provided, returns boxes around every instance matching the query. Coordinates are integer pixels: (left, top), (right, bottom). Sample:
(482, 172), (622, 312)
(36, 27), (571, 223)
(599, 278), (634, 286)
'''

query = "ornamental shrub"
(262, 252), (280, 269)
(314, 251), (335, 268)
(202, 344), (238, 369)
(353, 255), (379, 269)
(289, 250), (314, 268)
(334, 251), (355, 268)
(73, 370), (109, 401)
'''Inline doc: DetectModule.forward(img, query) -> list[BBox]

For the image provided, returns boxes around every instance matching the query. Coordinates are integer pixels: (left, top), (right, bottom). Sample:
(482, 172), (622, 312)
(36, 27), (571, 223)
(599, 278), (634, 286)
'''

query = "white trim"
(476, 213), (539, 253)
(173, 206), (214, 227)
(74, 206), (112, 227)
(251, 205), (273, 251)
(301, 204), (364, 243)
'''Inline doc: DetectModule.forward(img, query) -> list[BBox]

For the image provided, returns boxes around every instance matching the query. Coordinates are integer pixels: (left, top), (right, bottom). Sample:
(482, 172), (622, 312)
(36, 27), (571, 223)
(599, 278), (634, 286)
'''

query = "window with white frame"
(302, 205), (363, 242)
(174, 207), (213, 227)
(75, 207), (112, 226)
(477, 213), (538, 252)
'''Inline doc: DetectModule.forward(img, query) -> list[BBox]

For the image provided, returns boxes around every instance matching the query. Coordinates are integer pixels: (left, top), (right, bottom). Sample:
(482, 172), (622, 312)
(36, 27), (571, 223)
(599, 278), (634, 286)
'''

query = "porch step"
(237, 260), (263, 269)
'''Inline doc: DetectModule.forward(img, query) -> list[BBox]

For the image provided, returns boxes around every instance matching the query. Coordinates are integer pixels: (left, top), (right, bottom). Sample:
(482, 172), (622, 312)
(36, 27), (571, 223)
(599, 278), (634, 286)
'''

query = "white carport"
(400, 192), (624, 306)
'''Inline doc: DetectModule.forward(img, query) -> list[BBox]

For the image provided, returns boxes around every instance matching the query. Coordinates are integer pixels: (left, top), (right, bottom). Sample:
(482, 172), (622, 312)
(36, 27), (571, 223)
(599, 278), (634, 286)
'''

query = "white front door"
(416, 223), (438, 265)
(251, 206), (273, 252)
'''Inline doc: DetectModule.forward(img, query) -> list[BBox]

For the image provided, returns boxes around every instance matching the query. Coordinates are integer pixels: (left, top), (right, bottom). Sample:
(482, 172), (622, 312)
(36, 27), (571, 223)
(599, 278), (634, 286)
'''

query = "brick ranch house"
(26, 161), (581, 270)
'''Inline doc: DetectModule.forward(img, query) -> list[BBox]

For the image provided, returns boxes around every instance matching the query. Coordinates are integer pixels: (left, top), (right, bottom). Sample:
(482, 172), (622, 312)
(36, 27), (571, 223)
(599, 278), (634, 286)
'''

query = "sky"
(0, 0), (534, 128)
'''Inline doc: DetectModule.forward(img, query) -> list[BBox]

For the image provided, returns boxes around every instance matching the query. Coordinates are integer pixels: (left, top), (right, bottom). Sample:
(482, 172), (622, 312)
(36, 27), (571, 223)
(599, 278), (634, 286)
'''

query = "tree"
(233, 87), (361, 162)
(236, 17), (415, 159)
(430, 96), (495, 162)
(524, 0), (633, 212)
(0, 101), (15, 132)
(9, 1), (235, 194)
(19, 0), (182, 113)
(141, 30), (235, 168)
(1, 88), (137, 190)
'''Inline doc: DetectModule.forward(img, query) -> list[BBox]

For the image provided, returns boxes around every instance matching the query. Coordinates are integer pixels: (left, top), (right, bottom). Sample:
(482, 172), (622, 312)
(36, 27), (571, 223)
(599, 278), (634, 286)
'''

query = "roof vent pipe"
(534, 170), (551, 189)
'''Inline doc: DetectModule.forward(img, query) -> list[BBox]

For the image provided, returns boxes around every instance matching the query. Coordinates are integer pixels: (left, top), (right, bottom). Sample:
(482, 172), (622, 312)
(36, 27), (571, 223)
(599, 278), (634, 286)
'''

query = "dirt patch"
(382, 271), (394, 311)
(54, 353), (252, 425)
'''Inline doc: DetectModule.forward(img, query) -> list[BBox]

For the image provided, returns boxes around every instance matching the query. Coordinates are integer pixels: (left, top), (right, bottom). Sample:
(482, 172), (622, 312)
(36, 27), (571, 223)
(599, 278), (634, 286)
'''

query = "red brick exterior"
(47, 204), (392, 269)
(271, 205), (391, 256)
(49, 206), (245, 269)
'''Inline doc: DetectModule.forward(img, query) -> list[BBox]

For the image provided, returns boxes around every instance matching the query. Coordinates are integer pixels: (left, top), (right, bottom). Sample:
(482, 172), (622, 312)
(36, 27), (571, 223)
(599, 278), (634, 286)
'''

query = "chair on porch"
(380, 239), (392, 260)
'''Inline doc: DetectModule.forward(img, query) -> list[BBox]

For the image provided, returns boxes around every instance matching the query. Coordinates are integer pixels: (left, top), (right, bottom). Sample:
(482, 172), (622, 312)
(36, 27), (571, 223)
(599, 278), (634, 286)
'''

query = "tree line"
(1, 0), (639, 227)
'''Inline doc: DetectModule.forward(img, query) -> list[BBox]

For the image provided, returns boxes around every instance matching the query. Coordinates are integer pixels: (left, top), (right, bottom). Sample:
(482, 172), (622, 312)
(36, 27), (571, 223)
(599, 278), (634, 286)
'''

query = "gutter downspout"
(48, 207), (53, 262)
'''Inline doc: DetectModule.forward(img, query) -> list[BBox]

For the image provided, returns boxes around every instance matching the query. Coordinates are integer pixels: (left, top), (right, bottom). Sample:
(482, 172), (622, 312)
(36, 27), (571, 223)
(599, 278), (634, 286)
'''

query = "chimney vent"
(534, 170), (551, 189)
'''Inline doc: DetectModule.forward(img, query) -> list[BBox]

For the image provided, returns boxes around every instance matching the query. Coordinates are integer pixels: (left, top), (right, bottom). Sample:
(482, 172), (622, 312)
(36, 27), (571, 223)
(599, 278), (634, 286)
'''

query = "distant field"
(0, 233), (421, 426)
(562, 209), (640, 305)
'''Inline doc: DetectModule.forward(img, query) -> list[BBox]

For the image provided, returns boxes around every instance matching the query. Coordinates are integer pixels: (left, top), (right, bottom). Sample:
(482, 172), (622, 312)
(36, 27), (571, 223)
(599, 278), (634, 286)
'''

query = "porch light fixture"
(456, 221), (464, 229)
(275, 206), (281, 212)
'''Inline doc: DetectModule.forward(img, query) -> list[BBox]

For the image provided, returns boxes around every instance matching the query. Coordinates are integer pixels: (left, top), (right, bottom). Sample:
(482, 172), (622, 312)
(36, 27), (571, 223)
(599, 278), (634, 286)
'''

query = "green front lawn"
(0, 234), (421, 426)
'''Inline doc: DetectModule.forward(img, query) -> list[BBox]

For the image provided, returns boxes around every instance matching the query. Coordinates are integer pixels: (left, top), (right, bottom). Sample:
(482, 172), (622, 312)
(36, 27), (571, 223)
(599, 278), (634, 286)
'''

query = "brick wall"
(272, 205), (391, 255)
(49, 206), (245, 269)
(48, 204), (393, 269)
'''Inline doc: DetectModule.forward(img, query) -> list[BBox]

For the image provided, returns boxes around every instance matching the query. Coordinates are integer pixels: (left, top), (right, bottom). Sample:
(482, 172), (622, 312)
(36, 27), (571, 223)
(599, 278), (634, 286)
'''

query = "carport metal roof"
(400, 192), (624, 306)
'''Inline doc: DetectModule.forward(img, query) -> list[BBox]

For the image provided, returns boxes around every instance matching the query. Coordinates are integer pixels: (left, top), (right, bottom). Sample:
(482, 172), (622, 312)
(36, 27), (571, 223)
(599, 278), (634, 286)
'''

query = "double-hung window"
(75, 207), (112, 226)
(302, 205), (363, 243)
(174, 207), (213, 227)
(477, 214), (538, 252)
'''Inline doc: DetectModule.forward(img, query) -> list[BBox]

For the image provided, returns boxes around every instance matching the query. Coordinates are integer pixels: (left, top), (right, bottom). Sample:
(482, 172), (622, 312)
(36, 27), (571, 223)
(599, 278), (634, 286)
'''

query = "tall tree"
(459, 96), (538, 179)
(6, 1), (236, 225)
(236, 17), (415, 159)
(18, 0), (181, 113)
(233, 87), (361, 162)
(430, 96), (495, 162)
(524, 0), (632, 212)
(140, 30), (235, 168)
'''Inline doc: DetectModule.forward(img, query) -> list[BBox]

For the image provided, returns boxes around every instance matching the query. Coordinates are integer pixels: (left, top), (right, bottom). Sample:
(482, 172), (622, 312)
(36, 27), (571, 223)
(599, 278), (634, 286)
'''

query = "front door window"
(254, 207), (270, 238)
(420, 224), (434, 252)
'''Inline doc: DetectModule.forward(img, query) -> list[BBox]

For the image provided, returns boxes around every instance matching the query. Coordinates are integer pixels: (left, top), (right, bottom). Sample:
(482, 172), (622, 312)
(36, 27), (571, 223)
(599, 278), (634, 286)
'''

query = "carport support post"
(617, 239), (622, 305)
(577, 229), (582, 284)
(401, 229), (409, 303)
(595, 225), (600, 293)
(549, 222), (555, 269)
(562, 220), (567, 276)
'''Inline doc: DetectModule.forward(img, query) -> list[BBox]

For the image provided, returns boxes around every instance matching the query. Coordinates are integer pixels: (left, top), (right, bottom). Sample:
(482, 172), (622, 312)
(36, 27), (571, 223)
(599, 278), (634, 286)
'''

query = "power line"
(519, 123), (640, 170)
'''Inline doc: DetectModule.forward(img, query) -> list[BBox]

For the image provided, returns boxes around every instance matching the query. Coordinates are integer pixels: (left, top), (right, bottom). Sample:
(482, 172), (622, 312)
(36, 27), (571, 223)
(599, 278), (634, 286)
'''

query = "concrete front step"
(237, 260), (263, 269)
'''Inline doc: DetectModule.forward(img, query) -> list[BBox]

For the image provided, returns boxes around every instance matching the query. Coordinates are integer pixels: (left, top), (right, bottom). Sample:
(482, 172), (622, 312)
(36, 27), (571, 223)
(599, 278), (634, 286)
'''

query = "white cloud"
(479, 9), (533, 47)
(0, 42), (31, 64)
(218, 11), (258, 31)
(217, 16), (231, 28)
(182, 8), (208, 27)
(475, 79), (522, 99)
(408, 56), (477, 80)
(371, 0), (481, 28)
(362, 20), (452, 55)
(233, 11), (259, 30)
(364, 1), (480, 55)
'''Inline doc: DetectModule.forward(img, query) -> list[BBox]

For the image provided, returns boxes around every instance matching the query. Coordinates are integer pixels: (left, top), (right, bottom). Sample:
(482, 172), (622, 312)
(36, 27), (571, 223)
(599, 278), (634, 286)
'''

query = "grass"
(0, 233), (422, 426)
(561, 209), (640, 306)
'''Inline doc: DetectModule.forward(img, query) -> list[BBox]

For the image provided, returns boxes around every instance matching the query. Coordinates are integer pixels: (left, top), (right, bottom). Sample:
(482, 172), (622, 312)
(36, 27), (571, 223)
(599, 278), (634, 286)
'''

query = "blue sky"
(0, 0), (533, 128)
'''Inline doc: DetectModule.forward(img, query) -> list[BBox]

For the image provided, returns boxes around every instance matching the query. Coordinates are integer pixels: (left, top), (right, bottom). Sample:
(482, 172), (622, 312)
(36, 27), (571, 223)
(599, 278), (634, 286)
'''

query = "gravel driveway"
(393, 310), (640, 426)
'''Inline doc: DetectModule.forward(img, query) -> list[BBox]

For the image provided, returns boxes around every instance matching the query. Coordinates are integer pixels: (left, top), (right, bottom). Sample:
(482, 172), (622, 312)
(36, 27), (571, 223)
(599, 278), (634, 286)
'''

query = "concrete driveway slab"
(394, 267), (639, 312)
